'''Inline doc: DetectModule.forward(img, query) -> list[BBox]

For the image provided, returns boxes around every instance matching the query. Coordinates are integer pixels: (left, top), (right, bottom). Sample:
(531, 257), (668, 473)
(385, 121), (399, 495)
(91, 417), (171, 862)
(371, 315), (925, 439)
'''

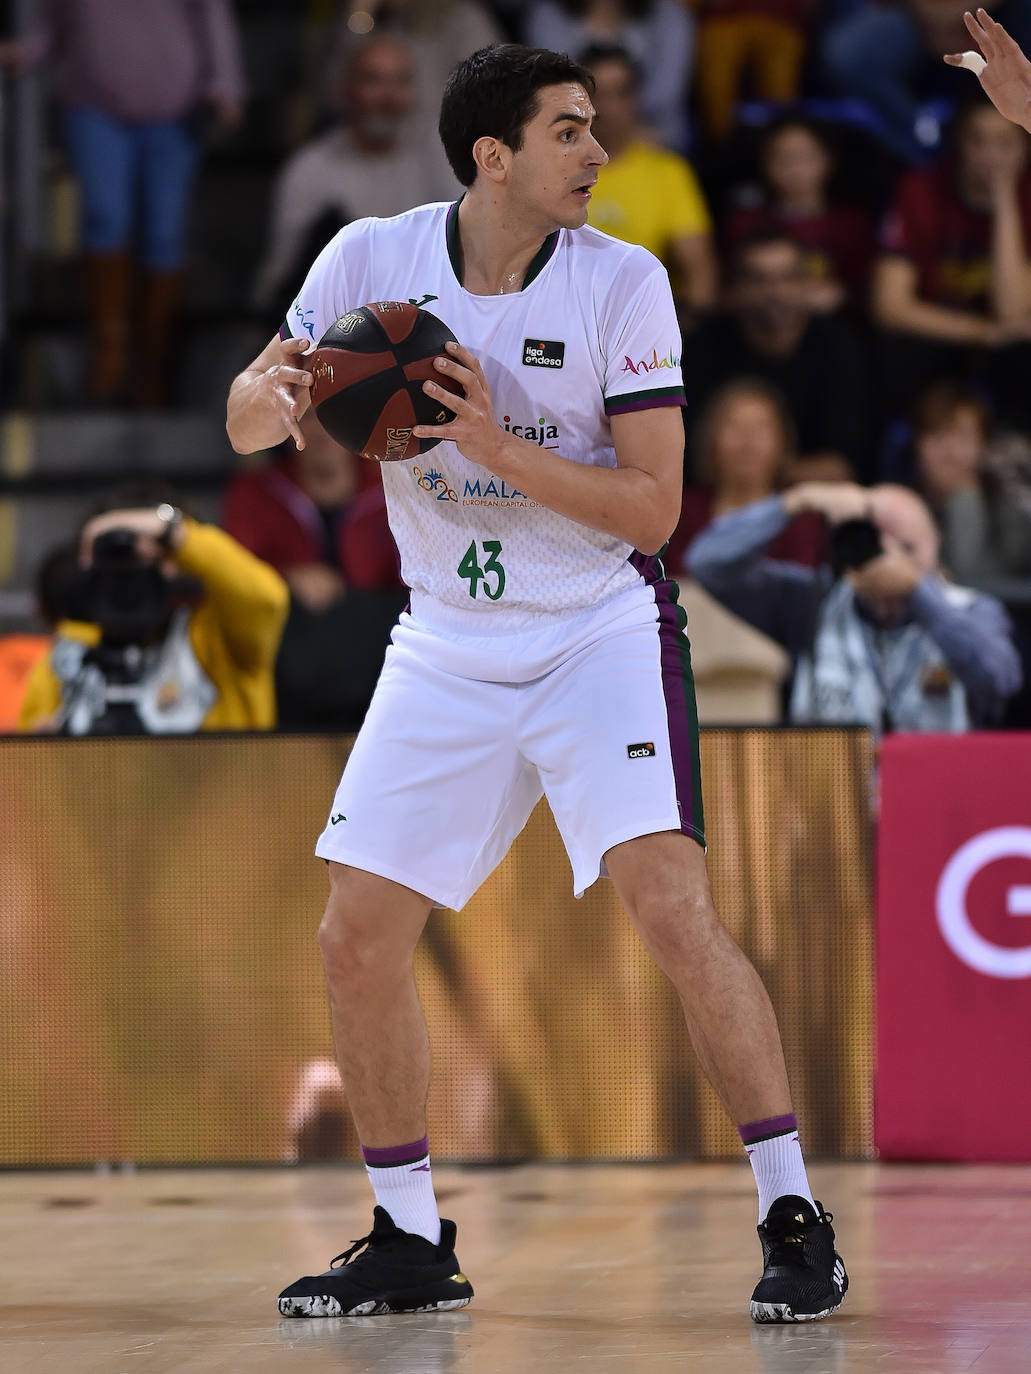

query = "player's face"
(508, 83), (608, 230)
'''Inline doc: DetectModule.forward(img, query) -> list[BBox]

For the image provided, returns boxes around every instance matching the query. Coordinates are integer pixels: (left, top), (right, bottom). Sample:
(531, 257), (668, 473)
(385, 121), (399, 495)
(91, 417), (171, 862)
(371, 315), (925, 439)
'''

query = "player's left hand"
(414, 342), (508, 470)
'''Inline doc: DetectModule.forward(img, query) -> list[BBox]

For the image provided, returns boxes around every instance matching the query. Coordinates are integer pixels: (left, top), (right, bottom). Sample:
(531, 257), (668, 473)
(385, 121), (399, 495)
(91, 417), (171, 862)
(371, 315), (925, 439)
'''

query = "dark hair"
(730, 226), (803, 277)
(80, 480), (189, 534)
(578, 41), (641, 88)
(693, 379), (798, 489)
(35, 543), (79, 628)
(439, 44), (596, 187)
(759, 113), (835, 164)
(913, 380), (992, 439)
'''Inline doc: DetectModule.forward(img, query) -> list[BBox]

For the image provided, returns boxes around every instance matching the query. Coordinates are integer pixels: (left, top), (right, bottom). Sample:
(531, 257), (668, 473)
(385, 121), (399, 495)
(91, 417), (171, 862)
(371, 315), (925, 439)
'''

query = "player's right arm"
(226, 334), (314, 454)
(228, 222), (358, 454)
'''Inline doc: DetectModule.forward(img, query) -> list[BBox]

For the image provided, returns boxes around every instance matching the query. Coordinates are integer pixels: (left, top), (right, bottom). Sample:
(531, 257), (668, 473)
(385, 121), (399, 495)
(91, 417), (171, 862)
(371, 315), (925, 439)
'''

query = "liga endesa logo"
(621, 347), (681, 375)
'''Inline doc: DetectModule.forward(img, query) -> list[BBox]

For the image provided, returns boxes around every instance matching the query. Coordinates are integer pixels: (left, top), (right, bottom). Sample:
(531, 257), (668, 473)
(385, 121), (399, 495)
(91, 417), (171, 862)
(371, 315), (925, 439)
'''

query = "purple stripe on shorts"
(738, 1114), (798, 1145)
(630, 551), (701, 842)
(361, 1135), (430, 1167)
(278, 321), (290, 341)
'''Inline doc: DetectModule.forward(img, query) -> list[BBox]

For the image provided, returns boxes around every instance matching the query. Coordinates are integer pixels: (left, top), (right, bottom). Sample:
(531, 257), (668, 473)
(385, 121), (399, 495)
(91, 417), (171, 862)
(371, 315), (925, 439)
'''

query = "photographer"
(18, 494), (288, 735)
(686, 482), (1022, 733)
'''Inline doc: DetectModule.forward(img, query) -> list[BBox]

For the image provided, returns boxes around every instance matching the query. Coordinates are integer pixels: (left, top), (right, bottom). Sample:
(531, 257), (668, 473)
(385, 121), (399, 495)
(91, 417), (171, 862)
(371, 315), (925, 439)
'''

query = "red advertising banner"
(877, 733), (1031, 1161)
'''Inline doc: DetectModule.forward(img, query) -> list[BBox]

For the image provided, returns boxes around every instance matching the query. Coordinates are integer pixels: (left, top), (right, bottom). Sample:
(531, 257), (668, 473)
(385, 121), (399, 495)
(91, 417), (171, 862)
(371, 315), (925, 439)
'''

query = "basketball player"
(226, 45), (848, 1324)
(945, 9), (1031, 131)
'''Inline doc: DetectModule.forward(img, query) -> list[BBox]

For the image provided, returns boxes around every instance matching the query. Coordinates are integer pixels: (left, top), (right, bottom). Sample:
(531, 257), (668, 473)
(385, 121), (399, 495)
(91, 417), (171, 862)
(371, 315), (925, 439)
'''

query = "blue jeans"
(62, 105), (199, 269)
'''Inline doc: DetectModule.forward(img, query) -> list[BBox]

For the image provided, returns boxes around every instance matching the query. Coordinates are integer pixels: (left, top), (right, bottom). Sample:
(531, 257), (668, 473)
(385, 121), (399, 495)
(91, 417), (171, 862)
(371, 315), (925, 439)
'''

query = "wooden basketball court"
(3, 1160), (1028, 1372)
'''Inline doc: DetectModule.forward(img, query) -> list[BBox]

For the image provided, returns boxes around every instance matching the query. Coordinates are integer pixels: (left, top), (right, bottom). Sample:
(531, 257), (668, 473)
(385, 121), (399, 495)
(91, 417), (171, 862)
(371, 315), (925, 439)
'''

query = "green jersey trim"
(604, 385), (686, 416)
(445, 197), (559, 291)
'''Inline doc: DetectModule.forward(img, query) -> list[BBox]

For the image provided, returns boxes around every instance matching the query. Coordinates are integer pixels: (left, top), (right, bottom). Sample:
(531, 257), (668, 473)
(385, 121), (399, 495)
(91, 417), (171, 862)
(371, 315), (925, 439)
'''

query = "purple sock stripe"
(738, 1114), (798, 1145)
(361, 1136), (429, 1167)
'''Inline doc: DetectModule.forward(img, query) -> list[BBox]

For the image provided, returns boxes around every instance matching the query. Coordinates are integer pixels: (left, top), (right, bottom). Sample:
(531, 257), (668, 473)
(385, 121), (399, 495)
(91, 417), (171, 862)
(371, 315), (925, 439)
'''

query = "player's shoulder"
(561, 224), (668, 289)
(318, 201), (453, 258)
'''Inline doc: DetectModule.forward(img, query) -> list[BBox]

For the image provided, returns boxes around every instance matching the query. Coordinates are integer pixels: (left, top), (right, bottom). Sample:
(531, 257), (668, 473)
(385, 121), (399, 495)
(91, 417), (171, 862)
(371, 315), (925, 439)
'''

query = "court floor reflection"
(2, 1162), (1028, 1373)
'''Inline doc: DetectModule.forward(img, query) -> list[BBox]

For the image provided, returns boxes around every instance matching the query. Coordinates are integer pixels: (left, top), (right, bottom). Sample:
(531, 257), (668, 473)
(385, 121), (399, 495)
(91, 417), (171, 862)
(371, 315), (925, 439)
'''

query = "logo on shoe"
(330, 813), (346, 825)
(627, 742), (656, 758)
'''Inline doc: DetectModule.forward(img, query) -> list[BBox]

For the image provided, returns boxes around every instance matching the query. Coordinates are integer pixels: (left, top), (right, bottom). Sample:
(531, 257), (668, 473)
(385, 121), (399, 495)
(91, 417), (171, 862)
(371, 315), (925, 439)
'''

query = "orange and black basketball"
(308, 302), (463, 462)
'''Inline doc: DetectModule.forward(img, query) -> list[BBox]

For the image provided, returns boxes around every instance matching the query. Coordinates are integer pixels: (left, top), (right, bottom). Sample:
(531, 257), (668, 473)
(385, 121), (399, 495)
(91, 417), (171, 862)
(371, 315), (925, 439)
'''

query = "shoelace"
(762, 1208), (832, 1269)
(330, 1229), (377, 1268)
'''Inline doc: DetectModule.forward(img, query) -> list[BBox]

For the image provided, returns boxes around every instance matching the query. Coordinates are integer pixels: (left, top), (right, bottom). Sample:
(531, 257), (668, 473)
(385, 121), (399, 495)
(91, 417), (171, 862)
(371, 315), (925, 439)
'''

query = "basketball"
(308, 302), (463, 462)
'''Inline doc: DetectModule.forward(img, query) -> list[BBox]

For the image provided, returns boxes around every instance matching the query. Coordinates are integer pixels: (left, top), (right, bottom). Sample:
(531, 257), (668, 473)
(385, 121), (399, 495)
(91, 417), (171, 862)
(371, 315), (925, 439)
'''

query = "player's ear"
(471, 135), (509, 183)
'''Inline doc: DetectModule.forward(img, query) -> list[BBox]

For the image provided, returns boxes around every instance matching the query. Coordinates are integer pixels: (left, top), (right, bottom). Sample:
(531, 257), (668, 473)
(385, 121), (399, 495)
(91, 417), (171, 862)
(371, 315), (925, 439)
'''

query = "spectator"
(0, 546), (79, 732)
(664, 378), (826, 577)
(822, 0), (1031, 165)
(726, 115), (876, 316)
(253, 35), (457, 314)
(524, 0), (695, 149)
(18, 486), (288, 735)
(683, 230), (871, 480)
(694, 0), (813, 143)
(0, 0), (245, 407)
(326, 0), (502, 165)
(222, 410), (406, 730)
(687, 480), (1022, 732)
(873, 97), (1031, 429)
(910, 380), (1031, 590)
(582, 44), (716, 321)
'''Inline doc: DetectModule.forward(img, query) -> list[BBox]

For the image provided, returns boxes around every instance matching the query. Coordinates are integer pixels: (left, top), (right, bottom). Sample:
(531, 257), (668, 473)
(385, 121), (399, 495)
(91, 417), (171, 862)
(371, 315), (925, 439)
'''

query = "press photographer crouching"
(18, 489), (289, 735)
(686, 482), (1023, 734)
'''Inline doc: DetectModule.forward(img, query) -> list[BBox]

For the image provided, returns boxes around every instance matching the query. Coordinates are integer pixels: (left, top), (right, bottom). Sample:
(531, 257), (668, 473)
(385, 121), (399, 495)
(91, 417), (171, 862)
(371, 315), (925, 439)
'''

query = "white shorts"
(315, 584), (705, 910)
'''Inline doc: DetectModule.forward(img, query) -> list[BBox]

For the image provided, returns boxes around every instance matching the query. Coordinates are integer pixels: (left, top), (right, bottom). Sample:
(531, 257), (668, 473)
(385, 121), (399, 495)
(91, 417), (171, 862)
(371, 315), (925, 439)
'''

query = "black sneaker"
(749, 1195), (848, 1323)
(278, 1206), (474, 1317)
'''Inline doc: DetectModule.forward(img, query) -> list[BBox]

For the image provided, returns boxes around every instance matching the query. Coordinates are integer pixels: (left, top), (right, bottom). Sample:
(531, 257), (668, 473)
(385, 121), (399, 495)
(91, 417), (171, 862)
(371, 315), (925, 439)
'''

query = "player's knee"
(632, 885), (720, 967)
(317, 889), (410, 983)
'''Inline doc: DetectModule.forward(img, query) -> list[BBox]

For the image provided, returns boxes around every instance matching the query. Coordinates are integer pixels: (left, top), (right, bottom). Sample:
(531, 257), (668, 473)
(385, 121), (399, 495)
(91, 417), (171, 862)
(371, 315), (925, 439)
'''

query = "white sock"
(740, 1116), (816, 1221)
(361, 1137), (441, 1245)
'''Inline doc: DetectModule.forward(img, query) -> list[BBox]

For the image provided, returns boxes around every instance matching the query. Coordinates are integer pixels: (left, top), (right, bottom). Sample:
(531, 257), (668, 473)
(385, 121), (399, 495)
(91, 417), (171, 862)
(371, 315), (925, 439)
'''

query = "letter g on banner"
(936, 826), (1031, 979)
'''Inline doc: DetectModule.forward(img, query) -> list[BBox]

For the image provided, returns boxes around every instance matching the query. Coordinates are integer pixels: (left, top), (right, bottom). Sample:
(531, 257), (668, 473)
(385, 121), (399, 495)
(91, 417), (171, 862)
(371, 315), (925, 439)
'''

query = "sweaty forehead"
(532, 82), (595, 124)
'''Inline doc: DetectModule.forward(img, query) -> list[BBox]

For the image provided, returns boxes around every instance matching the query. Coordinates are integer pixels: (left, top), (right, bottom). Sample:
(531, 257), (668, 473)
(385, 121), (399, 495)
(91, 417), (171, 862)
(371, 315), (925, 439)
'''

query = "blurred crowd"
(2, 0), (1031, 736)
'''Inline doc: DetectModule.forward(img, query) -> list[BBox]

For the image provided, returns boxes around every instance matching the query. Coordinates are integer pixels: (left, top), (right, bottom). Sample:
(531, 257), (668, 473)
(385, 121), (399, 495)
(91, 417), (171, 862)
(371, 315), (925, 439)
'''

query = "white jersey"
(284, 200), (685, 632)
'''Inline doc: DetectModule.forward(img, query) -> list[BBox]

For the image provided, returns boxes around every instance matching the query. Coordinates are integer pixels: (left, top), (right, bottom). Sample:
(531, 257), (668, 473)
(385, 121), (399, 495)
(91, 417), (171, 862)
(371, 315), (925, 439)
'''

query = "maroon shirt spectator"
(665, 378), (826, 578)
(223, 458), (401, 594)
(222, 412), (405, 731)
(727, 117), (875, 314)
(880, 160), (1031, 313)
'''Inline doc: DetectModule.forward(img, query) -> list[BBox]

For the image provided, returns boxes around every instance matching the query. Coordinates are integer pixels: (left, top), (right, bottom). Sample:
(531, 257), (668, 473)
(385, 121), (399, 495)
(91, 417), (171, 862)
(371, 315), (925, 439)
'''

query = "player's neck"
(455, 190), (556, 296)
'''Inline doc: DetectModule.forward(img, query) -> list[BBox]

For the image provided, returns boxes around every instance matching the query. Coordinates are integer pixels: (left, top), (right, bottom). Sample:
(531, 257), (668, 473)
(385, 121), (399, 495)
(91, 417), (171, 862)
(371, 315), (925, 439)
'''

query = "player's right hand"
(263, 338), (314, 450)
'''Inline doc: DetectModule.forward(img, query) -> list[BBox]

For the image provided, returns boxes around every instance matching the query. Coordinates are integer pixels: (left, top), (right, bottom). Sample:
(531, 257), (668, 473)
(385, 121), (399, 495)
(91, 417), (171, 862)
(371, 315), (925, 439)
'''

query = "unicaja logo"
(501, 414), (559, 448)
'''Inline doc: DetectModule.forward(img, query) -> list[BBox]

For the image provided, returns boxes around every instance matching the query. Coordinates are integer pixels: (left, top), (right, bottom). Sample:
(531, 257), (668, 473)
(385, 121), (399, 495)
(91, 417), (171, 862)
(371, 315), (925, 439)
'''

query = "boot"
(83, 251), (132, 404)
(136, 268), (186, 409)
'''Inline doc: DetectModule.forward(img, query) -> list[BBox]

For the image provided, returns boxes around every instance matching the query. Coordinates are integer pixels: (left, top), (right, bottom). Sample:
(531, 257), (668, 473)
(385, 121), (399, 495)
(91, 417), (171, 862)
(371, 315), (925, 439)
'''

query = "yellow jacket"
(18, 521), (289, 732)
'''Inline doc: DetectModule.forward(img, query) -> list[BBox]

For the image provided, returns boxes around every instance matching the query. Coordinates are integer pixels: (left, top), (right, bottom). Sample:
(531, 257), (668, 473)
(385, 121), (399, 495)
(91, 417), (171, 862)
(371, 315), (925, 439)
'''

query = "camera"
(60, 527), (201, 736)
(67, 528), (176, 646)
(829, 518), (882, 577)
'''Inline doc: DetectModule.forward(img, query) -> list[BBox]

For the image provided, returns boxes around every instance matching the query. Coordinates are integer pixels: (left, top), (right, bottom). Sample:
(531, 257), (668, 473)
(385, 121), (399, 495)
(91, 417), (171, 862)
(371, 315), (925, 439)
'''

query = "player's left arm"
(415, 342), (683, 554)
